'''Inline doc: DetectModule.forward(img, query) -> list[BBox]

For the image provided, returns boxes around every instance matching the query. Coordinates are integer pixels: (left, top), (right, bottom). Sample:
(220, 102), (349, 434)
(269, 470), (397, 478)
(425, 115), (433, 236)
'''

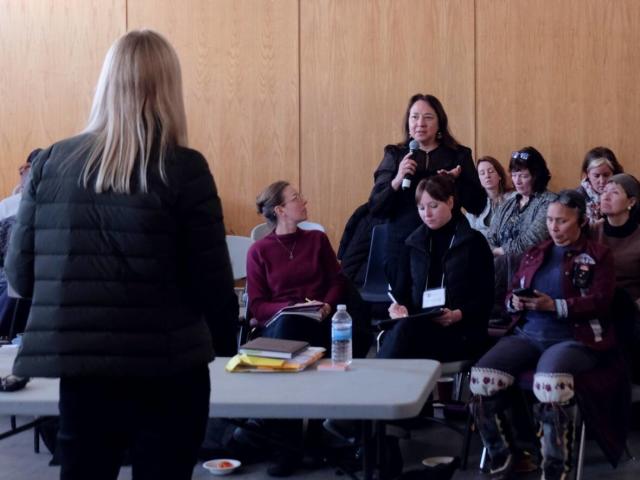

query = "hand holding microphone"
(392, 140), (420, 191)
(401, 139), (420, 190)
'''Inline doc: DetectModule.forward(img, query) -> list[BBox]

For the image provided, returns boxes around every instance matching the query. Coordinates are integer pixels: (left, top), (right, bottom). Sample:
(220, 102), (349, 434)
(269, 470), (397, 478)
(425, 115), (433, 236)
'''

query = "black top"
(368, 143), (486, 271)
(604, 217), (638, 238)
(426, 217), (457, 289)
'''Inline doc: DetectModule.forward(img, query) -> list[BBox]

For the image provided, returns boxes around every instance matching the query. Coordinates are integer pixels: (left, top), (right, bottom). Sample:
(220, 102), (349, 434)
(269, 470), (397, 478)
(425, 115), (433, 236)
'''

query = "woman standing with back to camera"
(369, 93), (486, 280)
(6, 30), (238, 480)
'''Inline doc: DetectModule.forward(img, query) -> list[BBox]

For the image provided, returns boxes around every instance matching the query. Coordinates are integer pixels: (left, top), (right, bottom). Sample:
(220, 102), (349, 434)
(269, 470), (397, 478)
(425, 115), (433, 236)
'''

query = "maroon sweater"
(246, 228), (348, 326)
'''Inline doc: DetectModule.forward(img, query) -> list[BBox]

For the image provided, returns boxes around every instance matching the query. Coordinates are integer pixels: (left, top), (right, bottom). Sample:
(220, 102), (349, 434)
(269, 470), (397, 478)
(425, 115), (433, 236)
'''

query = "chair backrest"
(225, 235), (253, 281)
(298, 221), (325, 233)
(360, 223), (390, 303)
(250, 221), (325, 242)
(250, 223), (272, 241)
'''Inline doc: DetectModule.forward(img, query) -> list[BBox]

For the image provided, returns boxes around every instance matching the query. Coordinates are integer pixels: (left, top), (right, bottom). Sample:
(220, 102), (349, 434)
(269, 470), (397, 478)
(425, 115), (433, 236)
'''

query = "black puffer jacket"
(6, 134), (237, 378)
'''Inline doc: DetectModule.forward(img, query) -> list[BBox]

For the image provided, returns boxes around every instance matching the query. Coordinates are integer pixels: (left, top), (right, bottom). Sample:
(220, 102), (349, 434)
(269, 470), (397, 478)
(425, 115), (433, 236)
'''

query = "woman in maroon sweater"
(247, 181), (347, 348)
(243, 181), (347, 476)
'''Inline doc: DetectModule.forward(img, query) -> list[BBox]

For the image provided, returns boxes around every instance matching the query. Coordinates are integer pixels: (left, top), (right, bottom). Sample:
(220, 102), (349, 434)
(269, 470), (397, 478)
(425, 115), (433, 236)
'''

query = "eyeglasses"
(281, 193), (305, 206)
(511, 151), (529, 160)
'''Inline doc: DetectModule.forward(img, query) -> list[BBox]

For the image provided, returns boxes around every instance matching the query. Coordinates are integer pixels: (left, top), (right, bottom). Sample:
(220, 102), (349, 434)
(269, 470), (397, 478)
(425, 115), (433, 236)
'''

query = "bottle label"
(332, 327), (352, 341)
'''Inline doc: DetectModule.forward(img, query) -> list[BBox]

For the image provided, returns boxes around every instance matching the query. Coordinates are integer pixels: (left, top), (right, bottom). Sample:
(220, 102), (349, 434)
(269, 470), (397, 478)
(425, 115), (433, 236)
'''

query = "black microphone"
(402, 139), (420, 190)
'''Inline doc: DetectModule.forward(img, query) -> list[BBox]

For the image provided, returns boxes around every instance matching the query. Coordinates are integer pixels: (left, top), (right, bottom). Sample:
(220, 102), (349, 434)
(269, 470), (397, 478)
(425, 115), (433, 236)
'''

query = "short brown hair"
(415, 175), (456, 204)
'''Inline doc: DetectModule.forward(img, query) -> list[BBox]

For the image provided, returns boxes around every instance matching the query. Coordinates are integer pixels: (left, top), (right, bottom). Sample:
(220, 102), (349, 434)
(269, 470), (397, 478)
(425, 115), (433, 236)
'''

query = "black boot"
(534, 403), (576, 480)
(471, 393), (515, 477)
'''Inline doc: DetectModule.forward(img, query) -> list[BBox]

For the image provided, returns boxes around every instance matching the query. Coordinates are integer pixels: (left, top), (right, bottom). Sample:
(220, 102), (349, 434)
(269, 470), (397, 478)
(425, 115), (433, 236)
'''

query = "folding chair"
(359, 223), (391, 305)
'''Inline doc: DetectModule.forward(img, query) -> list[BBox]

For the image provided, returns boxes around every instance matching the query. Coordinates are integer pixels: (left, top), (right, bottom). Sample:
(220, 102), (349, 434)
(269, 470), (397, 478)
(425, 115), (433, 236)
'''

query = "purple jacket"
(508, 236), (616, 351)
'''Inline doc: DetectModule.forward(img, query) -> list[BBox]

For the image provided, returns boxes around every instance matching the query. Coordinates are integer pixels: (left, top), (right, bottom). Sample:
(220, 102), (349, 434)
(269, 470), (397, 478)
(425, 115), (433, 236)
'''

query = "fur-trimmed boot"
(534, 402), (576, 480)
(470, 367), (516, 477)
(471, 394), (515, 477)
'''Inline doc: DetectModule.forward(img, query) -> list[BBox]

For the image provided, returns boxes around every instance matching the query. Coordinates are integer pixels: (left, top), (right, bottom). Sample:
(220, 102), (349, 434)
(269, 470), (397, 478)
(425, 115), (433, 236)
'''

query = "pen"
(387, 291), (398, 304)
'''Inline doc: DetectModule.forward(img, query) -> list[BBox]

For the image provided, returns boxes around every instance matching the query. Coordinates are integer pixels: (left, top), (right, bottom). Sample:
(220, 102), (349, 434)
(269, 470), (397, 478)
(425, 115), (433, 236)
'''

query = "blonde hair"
(82, 30), (188, 193)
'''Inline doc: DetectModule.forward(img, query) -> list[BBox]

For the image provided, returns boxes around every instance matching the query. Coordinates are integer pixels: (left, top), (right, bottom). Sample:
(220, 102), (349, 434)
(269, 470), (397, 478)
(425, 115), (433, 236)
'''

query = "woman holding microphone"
(369, 93), (486, 280)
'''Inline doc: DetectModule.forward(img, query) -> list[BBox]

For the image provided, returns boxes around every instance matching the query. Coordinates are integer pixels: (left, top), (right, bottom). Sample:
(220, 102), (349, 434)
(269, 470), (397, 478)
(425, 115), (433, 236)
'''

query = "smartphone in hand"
(513, 287), (537, 298)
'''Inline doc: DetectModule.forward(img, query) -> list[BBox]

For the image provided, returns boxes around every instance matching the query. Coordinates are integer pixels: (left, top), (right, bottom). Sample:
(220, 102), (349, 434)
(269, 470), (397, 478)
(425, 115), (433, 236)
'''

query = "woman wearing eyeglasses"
(247, 181), (347, 345)
(244, 180), (348, 477)
(369, 93), (486, 281)
(471, 190), (616, 480)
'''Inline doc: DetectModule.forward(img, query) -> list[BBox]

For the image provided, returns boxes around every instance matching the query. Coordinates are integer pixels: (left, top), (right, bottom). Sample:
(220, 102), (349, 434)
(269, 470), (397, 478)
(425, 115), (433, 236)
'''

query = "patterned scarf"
(581, 178), (602, 223)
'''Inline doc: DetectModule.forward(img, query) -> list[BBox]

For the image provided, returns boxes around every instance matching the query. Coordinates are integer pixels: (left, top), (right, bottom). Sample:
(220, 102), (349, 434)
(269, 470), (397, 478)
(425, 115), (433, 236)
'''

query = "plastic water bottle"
(331, 304), (352, 366)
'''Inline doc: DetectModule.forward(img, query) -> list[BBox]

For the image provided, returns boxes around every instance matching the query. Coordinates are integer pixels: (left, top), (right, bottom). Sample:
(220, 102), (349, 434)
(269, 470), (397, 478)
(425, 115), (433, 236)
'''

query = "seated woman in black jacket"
(378, 175), (494, 360)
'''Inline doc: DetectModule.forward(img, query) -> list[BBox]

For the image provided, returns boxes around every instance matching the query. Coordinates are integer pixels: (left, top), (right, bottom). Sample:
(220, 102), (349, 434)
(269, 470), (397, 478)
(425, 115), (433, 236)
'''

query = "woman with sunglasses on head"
(488, 147), (556, 313)
(471, 190), (616, 480)
(465, 156), (514, 239)
(369, 93), (486, 281)
(576, 146), (624, 224)
(488, 147), (556, 257)
(244, 180), (347, 477)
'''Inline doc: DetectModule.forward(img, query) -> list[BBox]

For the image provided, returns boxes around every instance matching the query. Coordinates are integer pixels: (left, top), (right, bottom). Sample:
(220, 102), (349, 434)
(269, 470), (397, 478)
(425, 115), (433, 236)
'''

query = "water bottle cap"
(337, 304), (346, 311)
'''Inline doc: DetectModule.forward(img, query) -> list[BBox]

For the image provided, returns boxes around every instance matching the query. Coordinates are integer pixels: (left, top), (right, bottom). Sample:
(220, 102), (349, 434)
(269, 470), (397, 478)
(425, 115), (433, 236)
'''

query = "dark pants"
(376, 317), (483, 361)
(58, 365), (210, 480)
(263, 314), (330, 351)
(475, 332), (600, 377)
(260, 315), (330, 463)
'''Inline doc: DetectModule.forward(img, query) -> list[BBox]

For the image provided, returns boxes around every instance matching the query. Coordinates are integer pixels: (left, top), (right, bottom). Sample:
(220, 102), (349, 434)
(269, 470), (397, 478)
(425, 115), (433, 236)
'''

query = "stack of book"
(225, 337), (325, 373)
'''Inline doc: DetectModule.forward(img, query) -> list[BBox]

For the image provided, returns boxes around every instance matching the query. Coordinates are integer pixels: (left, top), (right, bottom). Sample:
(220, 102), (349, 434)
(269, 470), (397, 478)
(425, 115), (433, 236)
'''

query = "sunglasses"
(511, 151), (529, 160)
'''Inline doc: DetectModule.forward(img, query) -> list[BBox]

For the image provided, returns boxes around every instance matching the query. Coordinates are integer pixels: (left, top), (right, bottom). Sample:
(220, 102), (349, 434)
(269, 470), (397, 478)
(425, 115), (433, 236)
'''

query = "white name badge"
(422, 287), (446, 309)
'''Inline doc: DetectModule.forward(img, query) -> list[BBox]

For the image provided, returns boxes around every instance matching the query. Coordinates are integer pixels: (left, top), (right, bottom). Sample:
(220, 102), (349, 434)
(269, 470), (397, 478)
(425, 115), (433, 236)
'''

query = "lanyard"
(425, 233), (456, 289)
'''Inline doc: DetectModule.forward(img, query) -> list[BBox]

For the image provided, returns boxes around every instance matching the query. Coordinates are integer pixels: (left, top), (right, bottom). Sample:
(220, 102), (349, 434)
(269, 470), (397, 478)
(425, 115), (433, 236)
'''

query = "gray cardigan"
(487, 190), (556, 255)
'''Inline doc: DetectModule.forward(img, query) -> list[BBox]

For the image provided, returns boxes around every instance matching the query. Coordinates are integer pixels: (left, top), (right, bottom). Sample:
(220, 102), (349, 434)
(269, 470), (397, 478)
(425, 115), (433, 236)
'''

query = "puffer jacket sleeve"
(5, 149), (50, 298)
(177, 152), (238, 356)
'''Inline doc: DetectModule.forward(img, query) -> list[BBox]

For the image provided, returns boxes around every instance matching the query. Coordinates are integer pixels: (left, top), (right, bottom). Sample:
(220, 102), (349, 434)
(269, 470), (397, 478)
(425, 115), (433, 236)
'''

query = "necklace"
(275, 236), (297, 260)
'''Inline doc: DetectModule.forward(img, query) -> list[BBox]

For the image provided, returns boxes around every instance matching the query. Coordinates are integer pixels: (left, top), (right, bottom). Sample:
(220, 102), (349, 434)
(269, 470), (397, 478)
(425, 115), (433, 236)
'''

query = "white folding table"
(0, 346), (441, 479)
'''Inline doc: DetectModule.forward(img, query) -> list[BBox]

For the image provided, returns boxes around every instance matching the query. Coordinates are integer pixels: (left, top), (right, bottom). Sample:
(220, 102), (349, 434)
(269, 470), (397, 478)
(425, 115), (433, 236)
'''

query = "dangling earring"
(436, 130), (443, 140)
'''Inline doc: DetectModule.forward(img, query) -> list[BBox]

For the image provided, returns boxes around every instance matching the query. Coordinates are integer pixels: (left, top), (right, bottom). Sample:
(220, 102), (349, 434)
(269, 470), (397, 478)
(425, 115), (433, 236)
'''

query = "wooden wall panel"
(476, 0), (640, 191)
(0, 0), (125, 196)
(128, 0), (299, 237)
(301, 0), (475, 245)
